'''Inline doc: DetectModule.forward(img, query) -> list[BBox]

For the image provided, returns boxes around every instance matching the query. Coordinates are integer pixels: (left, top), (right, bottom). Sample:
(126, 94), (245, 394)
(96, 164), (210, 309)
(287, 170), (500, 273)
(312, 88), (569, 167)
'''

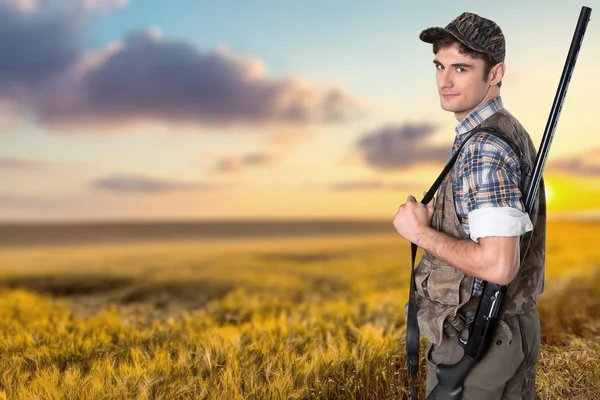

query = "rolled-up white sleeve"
(468, 206), (533, 242)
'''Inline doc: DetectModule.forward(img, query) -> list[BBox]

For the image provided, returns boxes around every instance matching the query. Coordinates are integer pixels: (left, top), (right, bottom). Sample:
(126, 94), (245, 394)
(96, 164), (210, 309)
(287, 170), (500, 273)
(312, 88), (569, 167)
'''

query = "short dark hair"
(433, 35), (502, 88)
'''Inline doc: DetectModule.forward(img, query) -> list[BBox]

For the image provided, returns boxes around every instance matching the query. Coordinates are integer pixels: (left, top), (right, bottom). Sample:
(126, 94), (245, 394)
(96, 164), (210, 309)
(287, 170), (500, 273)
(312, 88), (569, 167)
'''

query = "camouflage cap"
(419, 12), (505, 63)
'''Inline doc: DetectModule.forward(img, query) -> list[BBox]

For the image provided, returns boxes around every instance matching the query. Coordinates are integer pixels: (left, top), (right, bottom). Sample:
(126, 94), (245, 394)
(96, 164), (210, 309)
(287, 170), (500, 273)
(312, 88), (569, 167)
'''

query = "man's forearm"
(414, 227), (516, 285)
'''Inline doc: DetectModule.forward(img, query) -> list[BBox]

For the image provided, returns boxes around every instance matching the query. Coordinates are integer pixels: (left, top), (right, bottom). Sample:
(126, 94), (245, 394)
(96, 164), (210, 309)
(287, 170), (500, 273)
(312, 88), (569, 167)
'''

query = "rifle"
(406, 5), (593, 400)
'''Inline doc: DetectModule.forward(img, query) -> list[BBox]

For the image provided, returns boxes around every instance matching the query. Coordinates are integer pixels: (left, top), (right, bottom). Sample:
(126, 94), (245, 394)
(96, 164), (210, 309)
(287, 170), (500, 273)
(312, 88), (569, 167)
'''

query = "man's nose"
(438, 71), (453, 89)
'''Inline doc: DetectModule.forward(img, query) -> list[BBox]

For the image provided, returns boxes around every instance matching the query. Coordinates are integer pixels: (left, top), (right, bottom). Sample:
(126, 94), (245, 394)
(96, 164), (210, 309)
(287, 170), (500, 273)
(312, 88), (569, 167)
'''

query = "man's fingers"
(407, 195), (416, 202)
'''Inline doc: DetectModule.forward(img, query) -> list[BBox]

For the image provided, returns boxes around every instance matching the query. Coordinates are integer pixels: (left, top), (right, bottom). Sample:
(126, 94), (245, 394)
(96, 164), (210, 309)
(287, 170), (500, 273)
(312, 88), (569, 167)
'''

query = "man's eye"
(436, 64), (443, 70)
(456, 67), (465, 72)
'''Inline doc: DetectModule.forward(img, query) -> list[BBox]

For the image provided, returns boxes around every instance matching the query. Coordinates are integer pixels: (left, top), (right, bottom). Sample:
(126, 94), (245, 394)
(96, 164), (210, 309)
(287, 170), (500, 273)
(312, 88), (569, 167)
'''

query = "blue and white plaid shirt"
(448, 96), (533, 297)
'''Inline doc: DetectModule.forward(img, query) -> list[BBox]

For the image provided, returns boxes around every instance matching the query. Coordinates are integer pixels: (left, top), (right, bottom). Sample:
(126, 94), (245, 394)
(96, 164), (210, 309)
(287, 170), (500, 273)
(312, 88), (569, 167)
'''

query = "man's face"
(433, 42), (492, 121)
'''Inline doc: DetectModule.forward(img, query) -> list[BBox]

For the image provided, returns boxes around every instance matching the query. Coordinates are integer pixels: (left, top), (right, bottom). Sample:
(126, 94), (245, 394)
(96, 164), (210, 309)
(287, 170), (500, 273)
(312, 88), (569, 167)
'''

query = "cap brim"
(419, 27), (453, 44)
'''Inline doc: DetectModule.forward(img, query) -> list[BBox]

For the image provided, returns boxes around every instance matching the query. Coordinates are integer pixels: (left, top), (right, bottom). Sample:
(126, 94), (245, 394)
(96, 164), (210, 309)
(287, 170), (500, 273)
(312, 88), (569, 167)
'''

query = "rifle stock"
(427, 356), (474, 400)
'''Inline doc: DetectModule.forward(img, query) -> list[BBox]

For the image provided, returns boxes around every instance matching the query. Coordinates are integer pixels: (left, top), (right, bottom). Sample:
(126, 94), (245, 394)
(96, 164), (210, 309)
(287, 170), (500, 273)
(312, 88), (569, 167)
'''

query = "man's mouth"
(441, 93), (459, 99)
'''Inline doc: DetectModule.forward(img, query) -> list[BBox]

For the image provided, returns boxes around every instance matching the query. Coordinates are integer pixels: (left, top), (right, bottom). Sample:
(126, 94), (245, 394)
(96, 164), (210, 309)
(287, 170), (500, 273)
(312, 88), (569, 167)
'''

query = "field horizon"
(2, 216), (600, 248)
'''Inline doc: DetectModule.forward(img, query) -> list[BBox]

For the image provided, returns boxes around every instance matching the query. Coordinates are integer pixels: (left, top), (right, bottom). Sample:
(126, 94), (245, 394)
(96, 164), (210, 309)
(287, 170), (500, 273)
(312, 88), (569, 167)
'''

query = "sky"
(0, 0), (599, 222)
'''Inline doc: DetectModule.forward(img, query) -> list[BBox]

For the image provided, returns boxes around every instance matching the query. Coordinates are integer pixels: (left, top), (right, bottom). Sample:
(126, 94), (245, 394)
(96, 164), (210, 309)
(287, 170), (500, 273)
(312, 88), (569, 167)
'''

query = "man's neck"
(454, 94), (504, 136)
(454, 88), (501, 121)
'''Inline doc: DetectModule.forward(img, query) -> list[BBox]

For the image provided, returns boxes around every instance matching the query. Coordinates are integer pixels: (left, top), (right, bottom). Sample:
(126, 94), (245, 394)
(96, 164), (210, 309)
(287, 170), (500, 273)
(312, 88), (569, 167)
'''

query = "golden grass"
(0, 220), (598, 399)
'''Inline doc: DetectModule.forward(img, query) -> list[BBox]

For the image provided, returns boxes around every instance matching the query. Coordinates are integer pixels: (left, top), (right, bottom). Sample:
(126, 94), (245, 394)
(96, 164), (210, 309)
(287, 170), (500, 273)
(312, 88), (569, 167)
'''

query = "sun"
(544, 182), (555, 204)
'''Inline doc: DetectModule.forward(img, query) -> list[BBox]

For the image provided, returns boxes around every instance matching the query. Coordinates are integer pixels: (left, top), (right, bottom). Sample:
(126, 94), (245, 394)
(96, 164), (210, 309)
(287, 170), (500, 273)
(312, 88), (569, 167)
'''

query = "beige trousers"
(425, 308), (540, 400)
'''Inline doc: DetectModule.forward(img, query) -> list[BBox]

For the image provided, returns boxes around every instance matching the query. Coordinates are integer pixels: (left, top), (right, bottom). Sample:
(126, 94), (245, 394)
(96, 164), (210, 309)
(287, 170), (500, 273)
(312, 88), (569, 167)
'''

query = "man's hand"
(393, 193), (435, 245)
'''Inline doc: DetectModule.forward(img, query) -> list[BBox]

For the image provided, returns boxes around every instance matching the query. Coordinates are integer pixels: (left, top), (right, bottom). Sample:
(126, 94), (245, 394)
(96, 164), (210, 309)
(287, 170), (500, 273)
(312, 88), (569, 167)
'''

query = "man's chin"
(439, 102), (469, 119)
(439, 102), (457, 113)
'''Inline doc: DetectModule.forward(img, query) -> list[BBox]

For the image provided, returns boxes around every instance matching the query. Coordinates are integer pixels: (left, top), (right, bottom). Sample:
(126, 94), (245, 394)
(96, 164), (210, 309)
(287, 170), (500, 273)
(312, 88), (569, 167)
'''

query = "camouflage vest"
(414, 109), (546, 345)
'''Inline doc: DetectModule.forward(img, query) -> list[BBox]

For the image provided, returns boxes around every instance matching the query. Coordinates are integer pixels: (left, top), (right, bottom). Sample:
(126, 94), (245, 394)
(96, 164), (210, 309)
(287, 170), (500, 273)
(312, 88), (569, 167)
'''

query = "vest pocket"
(416, 268), (464, 306)
(427, 269), (464, 305)
(416, 256), (465, 306)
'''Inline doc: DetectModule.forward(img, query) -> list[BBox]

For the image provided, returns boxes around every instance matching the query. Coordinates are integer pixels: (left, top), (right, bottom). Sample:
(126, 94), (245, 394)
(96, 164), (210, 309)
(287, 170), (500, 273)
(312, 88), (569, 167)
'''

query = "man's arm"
(393, 133), (530, 285)
(414, 227), (520, 285)
(393, 195), (521, 285)
(393, 195), (520, 285)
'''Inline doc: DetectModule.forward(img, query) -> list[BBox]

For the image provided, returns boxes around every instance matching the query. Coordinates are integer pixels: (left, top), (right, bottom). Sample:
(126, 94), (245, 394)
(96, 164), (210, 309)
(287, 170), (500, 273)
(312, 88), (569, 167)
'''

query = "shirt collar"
(455, 96), (504, 136)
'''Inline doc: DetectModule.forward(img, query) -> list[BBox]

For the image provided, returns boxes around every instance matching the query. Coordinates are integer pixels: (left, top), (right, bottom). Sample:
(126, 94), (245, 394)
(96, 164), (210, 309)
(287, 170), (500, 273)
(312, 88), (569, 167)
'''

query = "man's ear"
(490, 62), (506, 86)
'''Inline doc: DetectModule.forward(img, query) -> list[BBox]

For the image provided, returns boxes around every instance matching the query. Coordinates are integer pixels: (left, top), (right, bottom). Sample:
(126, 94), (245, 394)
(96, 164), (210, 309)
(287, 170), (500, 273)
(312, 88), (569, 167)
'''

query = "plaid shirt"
(447, 96), (531, 297)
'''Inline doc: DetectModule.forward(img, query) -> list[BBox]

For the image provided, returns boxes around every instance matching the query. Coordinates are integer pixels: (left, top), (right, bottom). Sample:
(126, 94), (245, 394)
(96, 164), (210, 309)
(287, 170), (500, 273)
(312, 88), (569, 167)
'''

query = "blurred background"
(0, 1), (599, 399)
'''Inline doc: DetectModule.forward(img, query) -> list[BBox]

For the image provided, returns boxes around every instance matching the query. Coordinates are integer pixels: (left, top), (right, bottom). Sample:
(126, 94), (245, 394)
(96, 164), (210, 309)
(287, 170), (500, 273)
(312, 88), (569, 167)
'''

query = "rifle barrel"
(524, 6), (592, 214)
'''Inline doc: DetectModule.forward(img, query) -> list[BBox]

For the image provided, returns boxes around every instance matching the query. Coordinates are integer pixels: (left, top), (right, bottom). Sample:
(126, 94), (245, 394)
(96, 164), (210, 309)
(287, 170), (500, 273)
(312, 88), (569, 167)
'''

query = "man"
(392, 12), (546, 400)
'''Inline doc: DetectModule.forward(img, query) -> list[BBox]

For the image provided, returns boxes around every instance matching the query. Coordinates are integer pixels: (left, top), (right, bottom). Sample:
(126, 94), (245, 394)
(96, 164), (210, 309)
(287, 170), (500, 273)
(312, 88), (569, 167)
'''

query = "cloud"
(92, 174), (218, 194)
(213, 152), (278, 173)
(0, 0), (128, 93)
(37, 30), (363, 128)
(0, 157), (52, 170)
(547, 152), (600, 176)
(355, 123), (449, 171)
(0, 3), (364, 131)
(0, 2), (81, 90)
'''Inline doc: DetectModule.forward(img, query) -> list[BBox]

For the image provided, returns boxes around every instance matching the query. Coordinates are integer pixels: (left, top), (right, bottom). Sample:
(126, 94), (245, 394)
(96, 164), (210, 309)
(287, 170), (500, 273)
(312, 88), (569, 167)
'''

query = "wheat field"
(0, 220), (598, 399)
